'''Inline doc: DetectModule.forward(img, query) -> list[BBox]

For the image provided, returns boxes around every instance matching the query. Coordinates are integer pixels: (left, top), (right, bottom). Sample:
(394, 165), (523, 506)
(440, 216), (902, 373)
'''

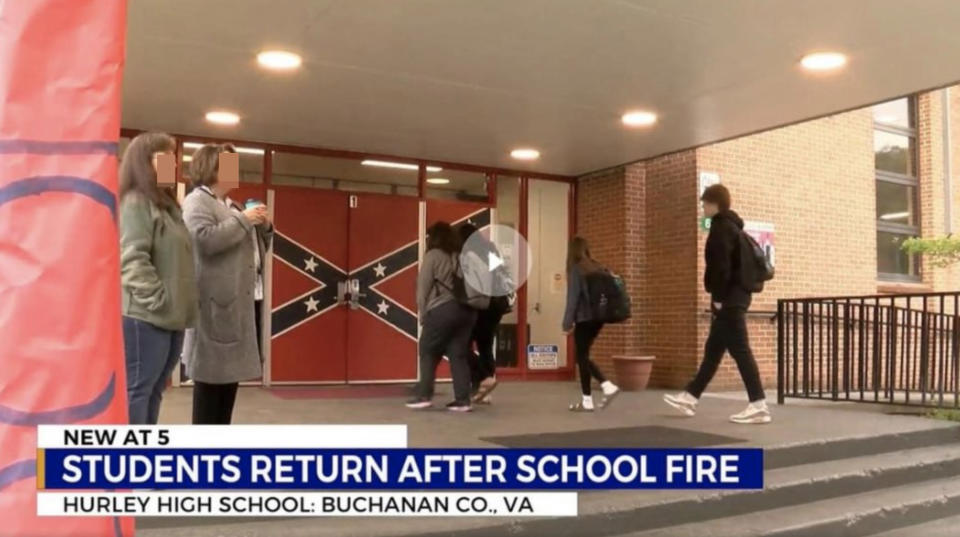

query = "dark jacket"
(704, 209), (746, 302)
(562, 265), (594, 331)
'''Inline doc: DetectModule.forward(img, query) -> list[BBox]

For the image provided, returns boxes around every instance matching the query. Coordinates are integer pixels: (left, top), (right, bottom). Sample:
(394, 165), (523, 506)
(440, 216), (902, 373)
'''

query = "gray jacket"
(562, 265), (594, 332)
(180, 188), (263, 384)
(417, 249), (457, 320)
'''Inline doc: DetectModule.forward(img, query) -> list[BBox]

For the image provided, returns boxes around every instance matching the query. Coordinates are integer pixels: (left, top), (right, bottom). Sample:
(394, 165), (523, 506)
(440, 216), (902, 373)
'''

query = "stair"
(397, 425), (960, 537)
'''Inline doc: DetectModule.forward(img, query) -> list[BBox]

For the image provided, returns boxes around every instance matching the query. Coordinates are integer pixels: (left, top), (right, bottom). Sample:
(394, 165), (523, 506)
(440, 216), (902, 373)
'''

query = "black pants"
(470, 309), (503, 389)
(192, 381), (239, 424)
(415, 300), (477, 404)
(574, 321), (607, 396)
(686, 290), (765, 402)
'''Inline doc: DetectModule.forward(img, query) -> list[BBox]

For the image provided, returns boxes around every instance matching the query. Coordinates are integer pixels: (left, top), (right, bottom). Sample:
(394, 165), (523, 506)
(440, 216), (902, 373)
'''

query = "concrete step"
(627, 476), (960, 537)
(868, 514), (960, 537)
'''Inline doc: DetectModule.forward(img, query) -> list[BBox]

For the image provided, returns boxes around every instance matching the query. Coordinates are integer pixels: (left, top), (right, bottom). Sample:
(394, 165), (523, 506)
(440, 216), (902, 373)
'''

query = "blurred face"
(152, 151), (175, 186)
(214, 151), (240, 196)
(702, 201), (719, 218)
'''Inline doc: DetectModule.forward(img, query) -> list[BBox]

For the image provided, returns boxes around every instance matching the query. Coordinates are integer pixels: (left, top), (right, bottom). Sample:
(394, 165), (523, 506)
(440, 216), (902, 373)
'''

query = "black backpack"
(739, 231), (774, 293)
(584, 269), (631, 324)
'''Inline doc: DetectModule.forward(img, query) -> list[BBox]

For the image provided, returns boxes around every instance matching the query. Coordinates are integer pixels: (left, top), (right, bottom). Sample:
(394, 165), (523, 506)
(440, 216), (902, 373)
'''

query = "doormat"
(267, 385), (411, 400)
(481, 425), (744, 449)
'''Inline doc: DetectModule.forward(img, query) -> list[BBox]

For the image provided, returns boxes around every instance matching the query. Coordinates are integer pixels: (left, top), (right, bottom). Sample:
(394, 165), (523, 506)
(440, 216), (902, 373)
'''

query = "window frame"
(874, 97), (920, 282)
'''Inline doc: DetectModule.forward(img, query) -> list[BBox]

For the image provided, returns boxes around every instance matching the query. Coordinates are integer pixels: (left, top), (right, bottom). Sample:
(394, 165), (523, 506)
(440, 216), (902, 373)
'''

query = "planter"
(612, 355), (656, 391)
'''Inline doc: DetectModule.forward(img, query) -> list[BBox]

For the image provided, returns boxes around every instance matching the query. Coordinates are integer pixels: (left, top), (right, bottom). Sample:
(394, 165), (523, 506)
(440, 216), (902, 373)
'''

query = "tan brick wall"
(576, 86), (960, 393)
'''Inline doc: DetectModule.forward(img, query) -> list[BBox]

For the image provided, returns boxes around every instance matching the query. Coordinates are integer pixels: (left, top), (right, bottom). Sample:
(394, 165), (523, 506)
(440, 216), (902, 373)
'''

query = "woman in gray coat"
(182, 143), (271, 424)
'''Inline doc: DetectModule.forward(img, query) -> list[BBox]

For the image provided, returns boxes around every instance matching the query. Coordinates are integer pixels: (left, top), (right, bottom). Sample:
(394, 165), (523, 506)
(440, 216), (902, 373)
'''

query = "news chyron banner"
(35, 425), (763, 518)
(0, 1), (129, 536)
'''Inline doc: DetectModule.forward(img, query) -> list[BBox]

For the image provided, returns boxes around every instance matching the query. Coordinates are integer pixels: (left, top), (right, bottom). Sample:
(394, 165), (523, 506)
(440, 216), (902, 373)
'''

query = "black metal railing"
(777, 292), (960, 407)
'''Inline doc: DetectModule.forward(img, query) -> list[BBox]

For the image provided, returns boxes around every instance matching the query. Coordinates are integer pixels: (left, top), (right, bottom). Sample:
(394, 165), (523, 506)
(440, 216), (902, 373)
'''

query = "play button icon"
(459, 224), (532, 298)
(488, 251), (504, 271)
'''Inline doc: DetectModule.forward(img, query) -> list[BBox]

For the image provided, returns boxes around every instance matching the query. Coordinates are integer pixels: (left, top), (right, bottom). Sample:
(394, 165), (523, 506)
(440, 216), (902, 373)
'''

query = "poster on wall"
(744, 221), (776, 267)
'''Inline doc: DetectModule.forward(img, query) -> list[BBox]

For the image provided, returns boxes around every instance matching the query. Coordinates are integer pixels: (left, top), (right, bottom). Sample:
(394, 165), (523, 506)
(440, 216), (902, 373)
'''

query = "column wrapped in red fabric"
(0, 1), (132, 536)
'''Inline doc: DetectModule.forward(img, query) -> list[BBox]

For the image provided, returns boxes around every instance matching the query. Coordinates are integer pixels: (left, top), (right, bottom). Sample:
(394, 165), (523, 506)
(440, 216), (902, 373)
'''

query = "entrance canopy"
(124, 0), (960, 176)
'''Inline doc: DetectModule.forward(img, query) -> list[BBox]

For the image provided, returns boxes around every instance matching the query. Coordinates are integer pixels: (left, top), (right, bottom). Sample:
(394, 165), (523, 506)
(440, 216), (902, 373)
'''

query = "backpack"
(436, 253), (490, 310)
(583, 269), (631, 324)
(739, 231), (774, 293)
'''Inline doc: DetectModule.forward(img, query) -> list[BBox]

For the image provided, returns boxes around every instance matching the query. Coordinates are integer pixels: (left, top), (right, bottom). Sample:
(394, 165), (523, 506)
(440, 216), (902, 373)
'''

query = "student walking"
(457, 223), (507, 405)
(407, 222), (478, 412)
(182, 143), (269, 424)
(563, 237), (620, 412)
(118, 132), (196, 425)
(663, 184), (771, 424)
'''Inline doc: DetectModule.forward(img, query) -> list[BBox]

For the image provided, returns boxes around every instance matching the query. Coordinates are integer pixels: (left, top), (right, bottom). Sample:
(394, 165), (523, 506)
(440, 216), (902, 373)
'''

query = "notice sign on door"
(527, 345), (559, 370)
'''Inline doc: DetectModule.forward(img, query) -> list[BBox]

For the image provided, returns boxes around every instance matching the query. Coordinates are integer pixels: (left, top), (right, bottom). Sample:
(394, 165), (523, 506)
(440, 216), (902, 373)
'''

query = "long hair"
(118, 132), (177, 209)
(426, 221), (460, 254)
(566, 236), (602, 273)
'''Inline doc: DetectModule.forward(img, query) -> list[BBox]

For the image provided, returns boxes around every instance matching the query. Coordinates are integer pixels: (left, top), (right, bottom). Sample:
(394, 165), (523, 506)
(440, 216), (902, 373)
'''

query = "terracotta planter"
(612, 355), (656, 391)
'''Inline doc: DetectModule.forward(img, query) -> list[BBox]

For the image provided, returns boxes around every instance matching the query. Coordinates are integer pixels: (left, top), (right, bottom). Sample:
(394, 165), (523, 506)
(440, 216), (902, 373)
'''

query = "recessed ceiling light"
(182, 155), (193, 162)
(800, 52), (847, 72)
(361, 160), (441, 172)
(622, 110), (658, 127)
(257, 50), (302, 71)
(510, 148), (540, 160)
(426, 177), (450, 185)
(205, 111), (240, 125)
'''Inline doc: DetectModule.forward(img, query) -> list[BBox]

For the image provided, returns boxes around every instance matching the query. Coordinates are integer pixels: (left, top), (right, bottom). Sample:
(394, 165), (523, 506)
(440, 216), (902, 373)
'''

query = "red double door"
(269, 187), (490, 384)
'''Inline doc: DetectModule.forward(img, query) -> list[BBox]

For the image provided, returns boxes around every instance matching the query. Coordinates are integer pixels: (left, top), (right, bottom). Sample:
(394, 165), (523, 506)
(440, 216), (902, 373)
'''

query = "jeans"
(686, 289), (765, 402)
(122, 317), (184, 425)
(574, 320), (607, 396)
(415, 300), (477, 404)
(192, 381), (239, 424)
(470, 309), (503, 389)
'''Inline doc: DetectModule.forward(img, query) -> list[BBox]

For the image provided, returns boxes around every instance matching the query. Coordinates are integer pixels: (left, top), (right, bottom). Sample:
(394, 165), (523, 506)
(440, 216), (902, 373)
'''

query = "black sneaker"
(405, 397), (432, 409)
(446, 401), (472, 413)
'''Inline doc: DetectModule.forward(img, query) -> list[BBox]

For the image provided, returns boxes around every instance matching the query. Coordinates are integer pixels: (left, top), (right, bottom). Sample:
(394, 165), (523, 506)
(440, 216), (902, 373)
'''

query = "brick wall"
(577, 85), (960, 393)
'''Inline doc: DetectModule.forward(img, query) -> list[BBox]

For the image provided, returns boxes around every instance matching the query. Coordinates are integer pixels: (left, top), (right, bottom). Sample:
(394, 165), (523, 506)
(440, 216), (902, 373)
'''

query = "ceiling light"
(183, 142), (264, 155)
(880, 211), (910, 221)
(622, 110), (658, 127)
(510, 148), (540, 160)
(182, 155), (193, 162)
(361, 160), (441, 172)
(257, 50), (302, 71)
(205, 111), (240, 125)
(800, 52), (847, 72)
(426, 177), (450, 185)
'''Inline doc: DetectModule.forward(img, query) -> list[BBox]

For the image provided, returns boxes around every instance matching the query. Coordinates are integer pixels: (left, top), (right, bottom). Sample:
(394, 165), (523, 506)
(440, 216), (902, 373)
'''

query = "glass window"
(271, 152), (417, 195)
(873, 96), (919, 280)
(874, 131), (916, 176)
(872, 98), (914, 129)
(425, 169), (489, 201)
(877, 231), (919, 277)
(876, 182), (916, 226)
(495, 176), (520, 368)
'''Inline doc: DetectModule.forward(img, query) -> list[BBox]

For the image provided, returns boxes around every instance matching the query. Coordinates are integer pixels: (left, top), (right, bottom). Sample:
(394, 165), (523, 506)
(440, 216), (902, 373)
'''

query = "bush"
(901, 236), (960, 269)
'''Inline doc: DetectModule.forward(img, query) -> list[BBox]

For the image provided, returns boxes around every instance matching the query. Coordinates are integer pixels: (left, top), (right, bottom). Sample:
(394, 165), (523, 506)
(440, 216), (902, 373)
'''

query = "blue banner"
(40, 448), (763, 490)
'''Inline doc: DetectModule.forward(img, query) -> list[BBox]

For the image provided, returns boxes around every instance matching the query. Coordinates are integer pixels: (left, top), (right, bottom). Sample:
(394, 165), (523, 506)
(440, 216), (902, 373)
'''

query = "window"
(874, 97), (919, 280)
(271, 152), (418, 195)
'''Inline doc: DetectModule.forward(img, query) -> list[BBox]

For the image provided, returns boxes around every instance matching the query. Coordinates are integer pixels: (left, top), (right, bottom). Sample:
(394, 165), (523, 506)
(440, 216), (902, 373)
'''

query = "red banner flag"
(0, 1), (132, 536)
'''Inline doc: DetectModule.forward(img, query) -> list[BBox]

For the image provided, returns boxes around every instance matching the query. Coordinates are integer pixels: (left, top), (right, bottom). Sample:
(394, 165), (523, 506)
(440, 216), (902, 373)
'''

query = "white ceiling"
(122, 0), (960, 177)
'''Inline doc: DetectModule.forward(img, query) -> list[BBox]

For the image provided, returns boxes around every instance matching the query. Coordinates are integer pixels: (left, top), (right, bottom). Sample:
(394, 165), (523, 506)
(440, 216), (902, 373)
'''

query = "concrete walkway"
(137, 382), (956, 537)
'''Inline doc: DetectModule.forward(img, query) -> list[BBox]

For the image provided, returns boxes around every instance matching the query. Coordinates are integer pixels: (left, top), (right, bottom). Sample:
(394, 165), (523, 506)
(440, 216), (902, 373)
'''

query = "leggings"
(574, 321), (607, 395)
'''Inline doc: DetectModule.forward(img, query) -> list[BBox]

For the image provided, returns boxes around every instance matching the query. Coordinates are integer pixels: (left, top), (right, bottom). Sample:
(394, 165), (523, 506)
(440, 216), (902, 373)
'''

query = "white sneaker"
(663, 392), (698, 417)
(730, 400), (772, 424)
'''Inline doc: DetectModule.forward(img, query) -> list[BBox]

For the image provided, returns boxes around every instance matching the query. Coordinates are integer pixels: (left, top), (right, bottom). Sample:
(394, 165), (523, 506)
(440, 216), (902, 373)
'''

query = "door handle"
(533, 302), (541, 313)
(348, 278), (367, 310)
(336, 281), (348, 306)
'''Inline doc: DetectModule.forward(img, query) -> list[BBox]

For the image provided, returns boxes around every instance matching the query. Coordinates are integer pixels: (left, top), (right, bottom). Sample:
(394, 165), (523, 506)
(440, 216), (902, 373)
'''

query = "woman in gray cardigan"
(181, 143), (271, 424)
(119, 132), (196, 424)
